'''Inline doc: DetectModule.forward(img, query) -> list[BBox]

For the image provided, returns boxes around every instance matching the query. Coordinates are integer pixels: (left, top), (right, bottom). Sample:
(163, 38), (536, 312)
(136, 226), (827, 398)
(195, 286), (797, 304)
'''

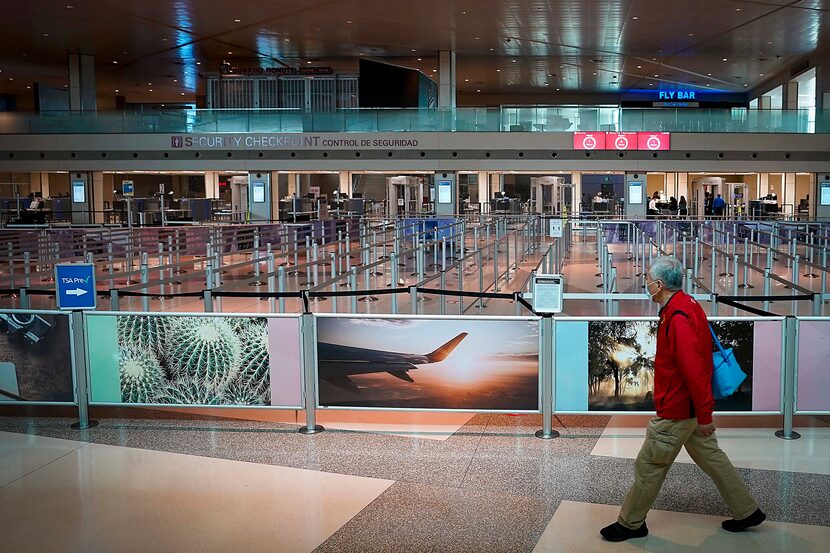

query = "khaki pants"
(618, 417), (758, 529)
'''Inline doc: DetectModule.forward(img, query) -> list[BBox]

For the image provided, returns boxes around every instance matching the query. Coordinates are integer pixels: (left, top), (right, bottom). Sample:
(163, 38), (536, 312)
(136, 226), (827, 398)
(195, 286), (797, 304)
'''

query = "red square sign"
(606, 132), (638, 151)
(573, 132), (606, 150)
(637, 132), (671, 151)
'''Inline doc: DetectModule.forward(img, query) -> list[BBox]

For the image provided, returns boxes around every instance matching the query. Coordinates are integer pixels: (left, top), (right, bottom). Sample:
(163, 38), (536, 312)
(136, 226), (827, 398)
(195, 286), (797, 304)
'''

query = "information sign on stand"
(121, 180), (134, 197)
(549, 219), (563, 238)
(532, 273), (564, 314)
(55, 264), (97, 311)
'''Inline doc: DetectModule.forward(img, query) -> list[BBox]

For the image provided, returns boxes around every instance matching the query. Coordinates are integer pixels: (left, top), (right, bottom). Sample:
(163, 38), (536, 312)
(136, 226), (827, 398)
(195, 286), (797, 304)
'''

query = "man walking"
(600, 256), (765, 542)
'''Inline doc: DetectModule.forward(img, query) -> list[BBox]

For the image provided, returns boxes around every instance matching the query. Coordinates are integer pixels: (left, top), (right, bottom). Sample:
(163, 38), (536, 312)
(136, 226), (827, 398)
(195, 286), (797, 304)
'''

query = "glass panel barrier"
(0, 310), (76, 405)
(553, 316), (785, 415)
(86, 312), (304, 409)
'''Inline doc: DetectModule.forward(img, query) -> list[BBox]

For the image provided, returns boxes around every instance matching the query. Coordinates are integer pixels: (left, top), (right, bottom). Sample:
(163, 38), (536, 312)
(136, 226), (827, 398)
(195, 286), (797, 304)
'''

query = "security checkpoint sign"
(55, 263), (97, 310)
(549, 218), (563, 238)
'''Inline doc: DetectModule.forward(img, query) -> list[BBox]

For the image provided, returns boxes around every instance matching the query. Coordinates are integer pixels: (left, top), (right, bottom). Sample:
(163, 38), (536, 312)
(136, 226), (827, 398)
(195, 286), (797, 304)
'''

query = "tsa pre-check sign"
(55, 263), (97, 310)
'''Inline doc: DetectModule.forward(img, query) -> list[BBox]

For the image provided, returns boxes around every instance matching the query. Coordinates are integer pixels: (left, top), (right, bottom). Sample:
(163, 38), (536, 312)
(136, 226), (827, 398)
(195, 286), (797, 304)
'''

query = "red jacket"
(654, 291), (715, 425)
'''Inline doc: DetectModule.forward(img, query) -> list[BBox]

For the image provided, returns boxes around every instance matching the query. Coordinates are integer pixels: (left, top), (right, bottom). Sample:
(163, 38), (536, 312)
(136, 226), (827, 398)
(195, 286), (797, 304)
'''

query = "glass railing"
(0, 106), (823, 134)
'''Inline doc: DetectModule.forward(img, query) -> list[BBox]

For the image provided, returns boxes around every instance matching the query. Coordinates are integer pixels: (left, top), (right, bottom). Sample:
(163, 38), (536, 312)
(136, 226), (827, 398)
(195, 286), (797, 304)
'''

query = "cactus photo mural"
(88, 315), (304, 408)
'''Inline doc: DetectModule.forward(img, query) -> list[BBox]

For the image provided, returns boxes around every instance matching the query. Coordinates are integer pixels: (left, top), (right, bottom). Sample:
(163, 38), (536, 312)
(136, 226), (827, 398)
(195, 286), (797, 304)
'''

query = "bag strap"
(709, 324), (729, 356)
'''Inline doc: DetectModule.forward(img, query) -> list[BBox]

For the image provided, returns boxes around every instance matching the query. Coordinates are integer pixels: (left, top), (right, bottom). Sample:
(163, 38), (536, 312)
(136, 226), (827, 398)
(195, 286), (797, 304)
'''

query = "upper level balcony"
(0, 106), (821, 134)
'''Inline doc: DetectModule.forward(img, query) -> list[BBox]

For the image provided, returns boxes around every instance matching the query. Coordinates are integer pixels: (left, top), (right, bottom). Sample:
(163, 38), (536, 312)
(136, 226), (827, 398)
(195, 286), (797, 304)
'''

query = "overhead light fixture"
(637, 65), (642, 69)
(476, 89), (481, 92)
(196, 61), (201, 65)
(66, 4), (73, 7)
(112, 60), (118, 64)
(234, 19), (241, 22)
(464, 78), (469, 82)
(632, 16), (639, 20)
(496, 69), (501, 72)
(722, 58), (728, 61)
(283, 38), (290, 42)
(149, 89), (153, 92)
(707, 73), (712, 76)
(228, 51), (233, 55)
(347, 20), (352, 24)
(115, 89), (119, 92)
(417, 58), (422, 61)
(760, 73), (764, 76)
(411, 49), (416, 52)
(181, 92), (185, 95)
(307, 60), (312, 64)
(173, 79), (177, 82)
(512, 59), (517, 63)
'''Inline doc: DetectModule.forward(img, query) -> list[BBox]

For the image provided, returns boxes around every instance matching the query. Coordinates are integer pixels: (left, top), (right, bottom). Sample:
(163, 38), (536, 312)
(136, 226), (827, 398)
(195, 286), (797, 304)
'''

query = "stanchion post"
(535, 316), (559, 439)
(298, 312), (324, 435)
(776, 316), (801, 440)
(70, 311), (98, 430)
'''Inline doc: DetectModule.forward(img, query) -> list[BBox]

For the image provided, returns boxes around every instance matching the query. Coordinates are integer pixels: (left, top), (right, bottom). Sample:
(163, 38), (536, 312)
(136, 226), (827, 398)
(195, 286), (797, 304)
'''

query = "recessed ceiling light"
(722, 58), (728, 61)
(654, 74), (658, 77)
(688, 33), (694, 37)
(112, 60), (118, 64)
(592, 72), (597, 75)
(149, 89), (153, 92)
(556, 88), (560, 91)
(227, 51), (233, 55)
(490, 48), (494, 51)
(475, 37), (480, 40)
(162, 37), (168, 41)
(26, 85), (30, 89)
(744, 84), (748, 87)
(651, 58), (656, 61)
(707, 73), (712, 76)
(496, 69), (501, 72)
(512, 59), (516, 62)
(181, 92), (185, 95)
(173, 79), (178, 82)
(196, 61), (201, 65)
(411, 49), (416, 52)
(347, 20), (352, 24)
(461, 10), (466, 14)
(307, 60), (312, 64)
(706, 83), (711, 86)
(42, 33), (49, 37)
(736, 7), (741, 11)
(637, 65), (642, 69)
(283, 38), (290, 42)
(476, 89), (481, 92)
(417, 58), (422, 61)
(147, 82), (152, 85)
(66, 4), (73, 7)
(115, 89), (119, 92)
(234, 19), (241, 23)
(432, 69), (437, 72)
(632, 16), (639, 20)
(464, 78), (469, 82)
(760, 73), (764, 76)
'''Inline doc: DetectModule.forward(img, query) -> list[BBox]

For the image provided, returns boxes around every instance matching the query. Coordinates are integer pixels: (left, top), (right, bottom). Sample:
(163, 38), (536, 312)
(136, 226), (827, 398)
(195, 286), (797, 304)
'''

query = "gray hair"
(648, 256), (684, 290)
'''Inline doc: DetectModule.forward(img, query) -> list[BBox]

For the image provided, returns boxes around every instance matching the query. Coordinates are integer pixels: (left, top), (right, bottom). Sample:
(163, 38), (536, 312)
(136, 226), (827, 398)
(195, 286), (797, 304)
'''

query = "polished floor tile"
(533, 500), (830, 553)
(591, 416), (830, 475)
(0, 430), (86, 487)
(311, 410), (476, 440)
(0, 438), (393, 553)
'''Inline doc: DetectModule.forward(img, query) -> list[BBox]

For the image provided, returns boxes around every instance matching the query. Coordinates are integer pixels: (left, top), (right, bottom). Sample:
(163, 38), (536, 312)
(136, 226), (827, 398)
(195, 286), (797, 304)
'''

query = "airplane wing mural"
(318, 332), (468, 392)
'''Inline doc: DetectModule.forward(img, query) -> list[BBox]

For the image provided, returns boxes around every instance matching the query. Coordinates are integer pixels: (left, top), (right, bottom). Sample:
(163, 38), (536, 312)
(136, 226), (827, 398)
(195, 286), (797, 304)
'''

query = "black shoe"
(722, 509), (766, 532)
(600, 521), (649, 542)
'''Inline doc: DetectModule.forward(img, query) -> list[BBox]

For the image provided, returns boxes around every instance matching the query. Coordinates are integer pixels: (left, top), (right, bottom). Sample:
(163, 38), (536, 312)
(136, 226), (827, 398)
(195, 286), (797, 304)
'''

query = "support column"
(477, 171), (489, 211)
(759, 96), (772, 110)
(785, 81), (799, 110)
(438, 51), (456, 110)
(204, 171), (220, 198)
(31, 172), (50, 198)
(624, 172), (647, 218)
(571, 171), (582, 214)
(270, 171), (280, 221)
(490, 173), (503, 194)
(434, 171), (457, 216)
(676, 172), (689, 202)
(68, 54), (96, 112)
(784, 172), (797, 216)
(248, 171), (271, 223)
(287, 173), (299, 196)
(338, 171), (352, 196)
(91, 171), (104, 224)
(759, 173), (770, 198)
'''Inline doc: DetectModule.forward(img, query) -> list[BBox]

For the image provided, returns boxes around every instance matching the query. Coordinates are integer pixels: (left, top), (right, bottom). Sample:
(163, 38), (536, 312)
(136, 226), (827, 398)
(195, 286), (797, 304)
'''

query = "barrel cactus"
(119, 345), (165, 403)
(238, 320), (270, 395)
(164, 317), (241, 389)
(158, 376), (222, 406)
(219, 377), (267, 406)
(117, 315), (175, 354)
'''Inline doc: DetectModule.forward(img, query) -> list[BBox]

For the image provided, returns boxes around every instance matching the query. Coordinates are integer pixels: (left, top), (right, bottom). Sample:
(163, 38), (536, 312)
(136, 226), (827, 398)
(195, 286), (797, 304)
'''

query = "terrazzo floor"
(1, 411), (828, 552)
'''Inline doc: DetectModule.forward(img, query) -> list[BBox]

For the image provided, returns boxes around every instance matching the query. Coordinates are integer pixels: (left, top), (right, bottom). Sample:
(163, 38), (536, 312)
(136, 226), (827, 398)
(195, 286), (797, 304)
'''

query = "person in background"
(669, 196), (678, 214)
(648, 195), (658, 218)
(678, 195), (688, 217)
(600, 256), (765, 542)
(713, 193), (727, 217)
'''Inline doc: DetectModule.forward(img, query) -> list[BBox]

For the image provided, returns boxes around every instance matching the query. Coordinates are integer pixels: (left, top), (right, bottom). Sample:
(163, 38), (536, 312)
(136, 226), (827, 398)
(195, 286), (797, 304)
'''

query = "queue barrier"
(4, 302), (822, 442)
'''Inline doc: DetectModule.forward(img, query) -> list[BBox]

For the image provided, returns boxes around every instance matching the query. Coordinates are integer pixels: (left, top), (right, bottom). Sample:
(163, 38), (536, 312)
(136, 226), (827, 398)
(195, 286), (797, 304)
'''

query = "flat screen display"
(252, 182), (266, 203)
(821, 183), (830, 206)
(72, 182), (86, 203)
(629, 182), (643, 205)
(437, 180), (452, 204)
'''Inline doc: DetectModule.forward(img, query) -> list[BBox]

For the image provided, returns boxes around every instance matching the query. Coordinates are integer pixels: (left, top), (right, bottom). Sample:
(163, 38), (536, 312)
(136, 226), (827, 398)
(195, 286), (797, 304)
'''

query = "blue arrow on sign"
(55, 263), (97, 310)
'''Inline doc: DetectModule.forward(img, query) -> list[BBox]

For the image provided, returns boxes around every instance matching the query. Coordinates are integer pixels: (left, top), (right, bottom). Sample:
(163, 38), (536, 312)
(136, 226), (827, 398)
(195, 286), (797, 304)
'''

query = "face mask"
(646, 280), (662, 299)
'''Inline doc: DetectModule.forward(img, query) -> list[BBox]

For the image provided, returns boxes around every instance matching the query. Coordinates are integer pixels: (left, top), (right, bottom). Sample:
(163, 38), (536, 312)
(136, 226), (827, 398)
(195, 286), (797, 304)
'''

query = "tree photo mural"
(587, 320), (754, 412)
